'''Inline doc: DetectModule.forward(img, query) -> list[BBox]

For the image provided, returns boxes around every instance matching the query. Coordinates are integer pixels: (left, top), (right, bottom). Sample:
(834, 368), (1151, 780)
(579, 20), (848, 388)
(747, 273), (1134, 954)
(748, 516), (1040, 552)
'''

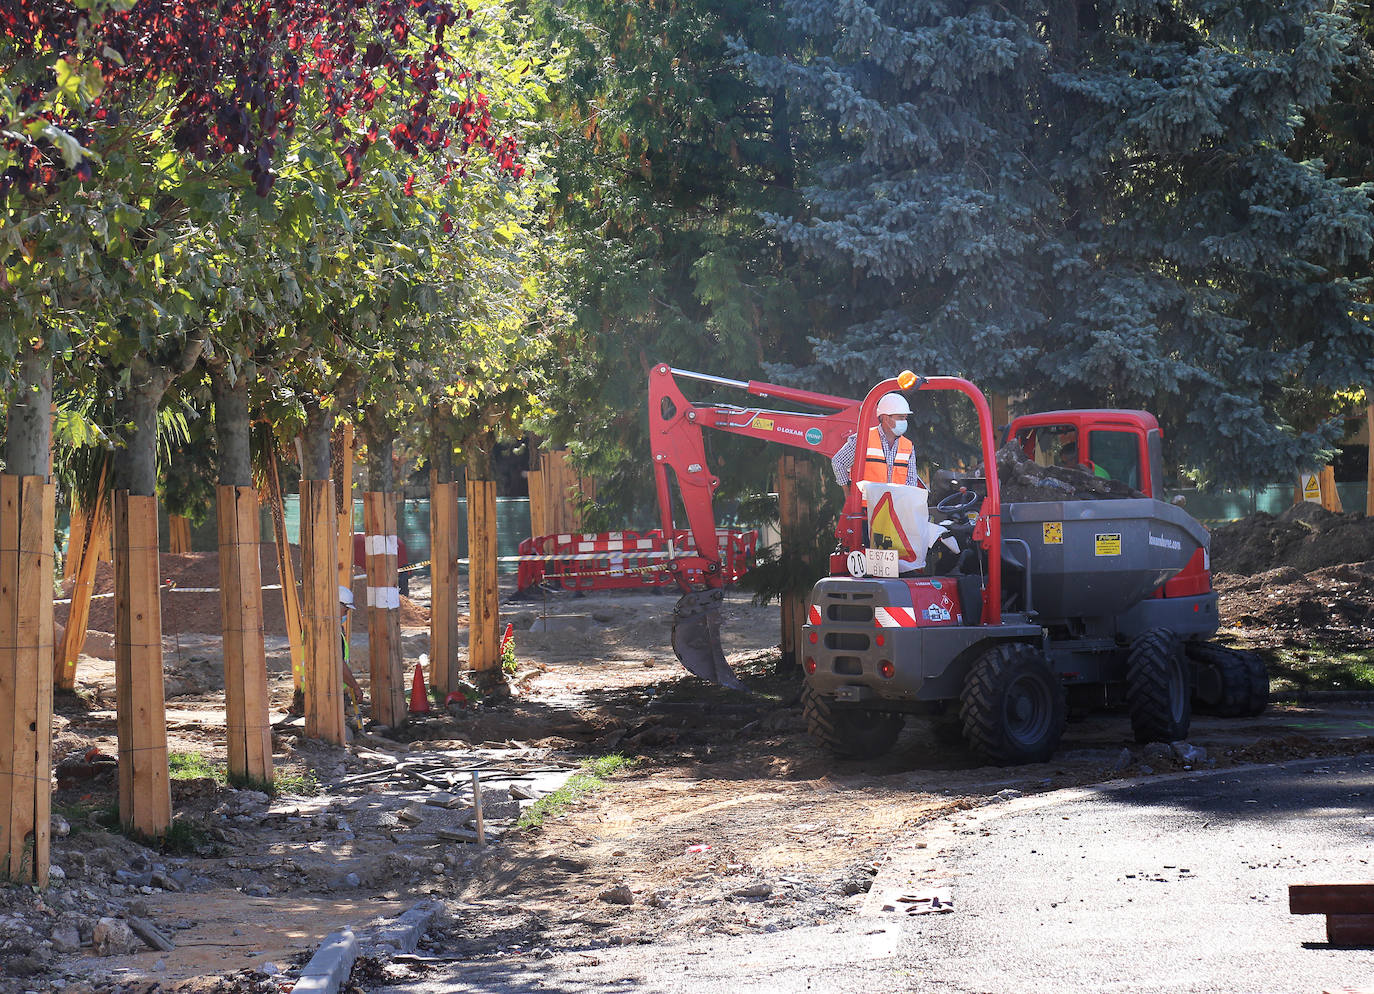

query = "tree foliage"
(743, 0), (1374, 486)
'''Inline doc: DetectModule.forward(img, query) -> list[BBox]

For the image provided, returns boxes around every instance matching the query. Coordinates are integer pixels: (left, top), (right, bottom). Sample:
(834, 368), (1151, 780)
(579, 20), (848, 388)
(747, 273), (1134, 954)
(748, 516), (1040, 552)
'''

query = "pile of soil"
(1211, 501), (1374, 576)
(932, 442), (1143, 505)
(1209, 502), (1374, 649)
(992, 440), (1143, 503)
(55, 546), (432, 636)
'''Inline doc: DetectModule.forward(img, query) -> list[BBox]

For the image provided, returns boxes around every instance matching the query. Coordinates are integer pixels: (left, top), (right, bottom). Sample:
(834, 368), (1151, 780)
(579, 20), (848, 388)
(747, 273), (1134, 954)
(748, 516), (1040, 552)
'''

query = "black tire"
(1186, 641), (1269, 717)
(801, 682), (904, 760)
(959, 643), (1067, 765)
(1126, 628), (1191, 743)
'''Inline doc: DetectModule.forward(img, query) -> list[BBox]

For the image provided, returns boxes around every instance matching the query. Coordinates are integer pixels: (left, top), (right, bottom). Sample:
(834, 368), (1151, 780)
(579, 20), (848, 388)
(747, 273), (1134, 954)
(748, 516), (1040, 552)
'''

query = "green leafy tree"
(743, 0), (1374, 486)
(534, 0), (824, 517)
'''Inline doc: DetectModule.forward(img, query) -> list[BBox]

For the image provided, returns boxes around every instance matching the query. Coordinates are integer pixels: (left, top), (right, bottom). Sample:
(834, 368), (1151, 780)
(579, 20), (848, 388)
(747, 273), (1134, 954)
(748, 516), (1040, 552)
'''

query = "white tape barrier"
(53, 552), (679, 603)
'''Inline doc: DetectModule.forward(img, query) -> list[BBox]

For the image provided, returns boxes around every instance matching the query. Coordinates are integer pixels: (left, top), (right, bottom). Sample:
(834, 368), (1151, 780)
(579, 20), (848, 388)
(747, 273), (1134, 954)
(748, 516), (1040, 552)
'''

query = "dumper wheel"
(1126, 628), (1191, 742)
(1186, 642), (1269, 718)
(960, 643), (1066, 765)
(801, 682), (903, 760)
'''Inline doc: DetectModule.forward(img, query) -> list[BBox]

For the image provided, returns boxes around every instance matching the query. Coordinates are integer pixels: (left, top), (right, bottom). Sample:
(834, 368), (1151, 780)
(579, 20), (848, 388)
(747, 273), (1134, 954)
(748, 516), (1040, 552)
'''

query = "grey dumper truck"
(803, 493), (1267, 764)
(796, 383), (1267, 766)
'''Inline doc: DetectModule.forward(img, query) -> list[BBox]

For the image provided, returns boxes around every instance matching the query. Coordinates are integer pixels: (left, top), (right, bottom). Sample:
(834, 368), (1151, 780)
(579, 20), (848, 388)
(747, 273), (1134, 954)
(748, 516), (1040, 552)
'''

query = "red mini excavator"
(649, 363), (1266, 764)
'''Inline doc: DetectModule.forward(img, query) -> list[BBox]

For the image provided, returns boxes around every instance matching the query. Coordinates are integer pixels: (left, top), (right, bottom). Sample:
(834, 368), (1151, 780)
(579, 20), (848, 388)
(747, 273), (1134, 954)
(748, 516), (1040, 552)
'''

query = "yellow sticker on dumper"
(1095, 533), (1122, 556)
(1042, 522), (1063, 545)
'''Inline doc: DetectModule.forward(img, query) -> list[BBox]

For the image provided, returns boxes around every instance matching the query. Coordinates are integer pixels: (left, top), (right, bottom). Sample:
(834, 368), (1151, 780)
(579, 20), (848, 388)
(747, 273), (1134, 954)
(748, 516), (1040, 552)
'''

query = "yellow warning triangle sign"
(870, 491), (917, 559)
(1302, 473), (1321, 502)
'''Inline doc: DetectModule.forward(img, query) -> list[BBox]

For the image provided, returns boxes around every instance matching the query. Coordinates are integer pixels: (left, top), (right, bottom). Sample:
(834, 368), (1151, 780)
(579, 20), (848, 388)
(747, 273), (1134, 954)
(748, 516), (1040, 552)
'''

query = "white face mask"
(892, 419), (908, 436)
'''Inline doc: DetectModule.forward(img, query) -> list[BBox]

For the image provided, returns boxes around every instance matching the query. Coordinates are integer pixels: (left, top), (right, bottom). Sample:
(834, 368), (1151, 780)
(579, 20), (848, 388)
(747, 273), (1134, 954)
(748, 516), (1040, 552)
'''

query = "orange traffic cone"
(409, 663), (431, 714)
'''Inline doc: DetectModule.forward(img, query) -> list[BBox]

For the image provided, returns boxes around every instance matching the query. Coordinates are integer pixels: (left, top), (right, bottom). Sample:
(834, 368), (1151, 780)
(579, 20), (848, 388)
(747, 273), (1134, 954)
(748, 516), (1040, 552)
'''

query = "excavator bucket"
(671, 588), (748, 691)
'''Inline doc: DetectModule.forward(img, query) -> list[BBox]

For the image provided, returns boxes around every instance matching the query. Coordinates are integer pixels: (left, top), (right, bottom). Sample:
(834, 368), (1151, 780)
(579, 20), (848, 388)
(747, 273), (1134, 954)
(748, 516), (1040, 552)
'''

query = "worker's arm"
(831, 433), (858, 486)
(903, 448), (927, 489)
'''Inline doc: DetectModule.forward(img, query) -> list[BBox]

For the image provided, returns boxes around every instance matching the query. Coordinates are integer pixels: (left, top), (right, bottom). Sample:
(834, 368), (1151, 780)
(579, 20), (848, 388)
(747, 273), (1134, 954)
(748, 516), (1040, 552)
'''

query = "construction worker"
(1058, 435), (1110, 479)
(831, 392), (927, 491)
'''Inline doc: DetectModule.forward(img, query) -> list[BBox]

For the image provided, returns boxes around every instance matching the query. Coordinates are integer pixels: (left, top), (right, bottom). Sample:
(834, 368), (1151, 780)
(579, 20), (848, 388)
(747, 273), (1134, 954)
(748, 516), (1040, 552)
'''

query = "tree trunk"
(363, 411), (404, 726)
(209, 360), (271, 785)
(301, 398), (333, 482)
(4, 345), (52, 477)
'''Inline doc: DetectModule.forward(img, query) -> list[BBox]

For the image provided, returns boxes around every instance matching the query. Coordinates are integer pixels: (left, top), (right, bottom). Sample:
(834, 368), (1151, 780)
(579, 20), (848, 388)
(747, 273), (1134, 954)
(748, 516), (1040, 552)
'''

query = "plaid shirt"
(831, 429), (922, 487)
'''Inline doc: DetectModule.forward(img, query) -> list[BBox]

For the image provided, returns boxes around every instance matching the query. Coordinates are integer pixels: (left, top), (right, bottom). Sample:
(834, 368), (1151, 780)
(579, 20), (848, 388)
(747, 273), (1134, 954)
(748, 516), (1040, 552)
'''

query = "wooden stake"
(168, 514), (192, 554)
(263, 453), (306, 691)
(364, 491), (405, 726)
(217, 485), (272, 784)
(336, 422), (355, 643)
(527, 464), (547, 540)
(300, 479), (344, 744)
(429, 478), (460, 697)
(63, 507), (84, 583)
(466, 478), (500, 676)
(113, 491), (172, 838)
(55, 486), (110, 691)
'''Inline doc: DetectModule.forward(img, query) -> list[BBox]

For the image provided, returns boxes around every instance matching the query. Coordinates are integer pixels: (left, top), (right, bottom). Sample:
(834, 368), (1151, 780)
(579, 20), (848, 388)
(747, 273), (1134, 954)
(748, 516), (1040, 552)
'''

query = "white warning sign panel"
(1300, 472), (1321, 504)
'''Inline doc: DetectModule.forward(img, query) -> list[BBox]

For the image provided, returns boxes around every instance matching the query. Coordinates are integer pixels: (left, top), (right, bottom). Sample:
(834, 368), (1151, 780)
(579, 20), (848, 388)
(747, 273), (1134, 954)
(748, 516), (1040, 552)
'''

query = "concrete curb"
(292, 929), (358, 994)
(363, 900), (444, 957)
(290, 901), (444, 994)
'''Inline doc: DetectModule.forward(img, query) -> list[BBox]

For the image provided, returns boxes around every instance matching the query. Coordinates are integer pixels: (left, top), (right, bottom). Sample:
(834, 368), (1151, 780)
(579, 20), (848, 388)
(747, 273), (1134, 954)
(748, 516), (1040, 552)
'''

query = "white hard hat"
(875, 393), (912, 417)
(339, 585), (355, 609)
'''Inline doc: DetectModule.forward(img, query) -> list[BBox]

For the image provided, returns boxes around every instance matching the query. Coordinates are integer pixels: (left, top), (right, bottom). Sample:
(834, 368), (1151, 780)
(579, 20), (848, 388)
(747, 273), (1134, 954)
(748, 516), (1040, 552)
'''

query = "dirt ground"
(7, 499), (1374, 994)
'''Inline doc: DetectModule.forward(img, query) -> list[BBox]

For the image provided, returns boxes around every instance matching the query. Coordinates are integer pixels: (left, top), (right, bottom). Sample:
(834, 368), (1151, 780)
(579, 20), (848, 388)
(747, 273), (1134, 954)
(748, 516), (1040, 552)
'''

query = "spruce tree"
(743, 0), (1374, 485)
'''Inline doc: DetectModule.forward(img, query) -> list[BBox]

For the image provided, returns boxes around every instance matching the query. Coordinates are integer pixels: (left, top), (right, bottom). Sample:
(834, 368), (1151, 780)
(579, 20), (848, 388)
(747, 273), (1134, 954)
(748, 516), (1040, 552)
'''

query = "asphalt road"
(370, 755), (1374, 994)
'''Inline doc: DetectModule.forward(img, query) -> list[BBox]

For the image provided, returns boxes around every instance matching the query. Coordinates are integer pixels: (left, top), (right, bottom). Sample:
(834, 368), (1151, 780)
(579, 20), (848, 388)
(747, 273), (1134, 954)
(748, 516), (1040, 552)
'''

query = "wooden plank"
(234, 487), (271, 780)
(1319, 465), (1343, 513)
(1291, 883), (1374, 915)
(301, 480), (344, 744)
(777, 455), (813, 665)
(263, 453), (305, 690)
(0, 475), (19, 878)
(429, 480), (460, 697)
(64, 507), (85, 582)
(55, 490), (109, 690)
(336, 421), (355, 644)
(1327, 914), (1374, 946)
(6, 478), (48, 882)
(168, 514), (192, 554)
(32, 480), (54, 885)
(112, 491), (134, 828)
(527, 468), (546, 539)
(114, 493), (171, 837)
(365, 492), (405, 726)
(467, 479), (500, 674)
(216, 486), (247, 779)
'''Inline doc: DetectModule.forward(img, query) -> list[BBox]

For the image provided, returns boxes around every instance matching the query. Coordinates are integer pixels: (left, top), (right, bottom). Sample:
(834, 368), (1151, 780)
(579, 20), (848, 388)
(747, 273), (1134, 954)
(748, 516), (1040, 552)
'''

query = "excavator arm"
(649, 364), (861, 688)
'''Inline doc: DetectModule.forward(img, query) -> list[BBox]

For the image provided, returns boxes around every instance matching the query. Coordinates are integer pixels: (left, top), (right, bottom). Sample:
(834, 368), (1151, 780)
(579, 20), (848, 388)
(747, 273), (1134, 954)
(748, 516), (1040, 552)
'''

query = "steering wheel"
(935, 489), (981, 517)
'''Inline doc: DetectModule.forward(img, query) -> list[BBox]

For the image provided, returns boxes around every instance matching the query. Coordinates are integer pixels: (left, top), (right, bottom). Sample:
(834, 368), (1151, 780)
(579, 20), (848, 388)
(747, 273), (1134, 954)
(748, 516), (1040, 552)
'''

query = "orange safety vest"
(862, 427), (915, 485)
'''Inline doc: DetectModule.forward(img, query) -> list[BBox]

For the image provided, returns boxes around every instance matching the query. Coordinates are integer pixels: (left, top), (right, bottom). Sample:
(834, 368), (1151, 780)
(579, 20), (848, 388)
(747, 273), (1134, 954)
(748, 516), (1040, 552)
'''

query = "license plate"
(865, 548), (899, 578)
